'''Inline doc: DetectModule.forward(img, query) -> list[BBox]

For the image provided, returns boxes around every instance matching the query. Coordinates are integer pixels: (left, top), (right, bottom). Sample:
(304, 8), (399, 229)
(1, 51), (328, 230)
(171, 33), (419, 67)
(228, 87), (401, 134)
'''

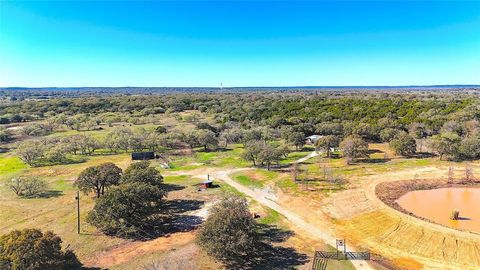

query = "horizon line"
(2, 84), (480, 89)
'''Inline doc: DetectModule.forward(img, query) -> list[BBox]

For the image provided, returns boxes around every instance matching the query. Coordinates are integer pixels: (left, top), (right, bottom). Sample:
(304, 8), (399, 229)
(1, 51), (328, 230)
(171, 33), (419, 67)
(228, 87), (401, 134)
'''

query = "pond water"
(396, 187), (480, 233)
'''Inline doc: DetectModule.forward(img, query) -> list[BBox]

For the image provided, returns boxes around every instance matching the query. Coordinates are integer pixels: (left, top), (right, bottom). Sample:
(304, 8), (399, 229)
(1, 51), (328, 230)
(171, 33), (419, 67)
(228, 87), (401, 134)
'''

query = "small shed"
(201, 179), (213, 189)
(200, 174), (214, 189)
(131, 151), (155, 160)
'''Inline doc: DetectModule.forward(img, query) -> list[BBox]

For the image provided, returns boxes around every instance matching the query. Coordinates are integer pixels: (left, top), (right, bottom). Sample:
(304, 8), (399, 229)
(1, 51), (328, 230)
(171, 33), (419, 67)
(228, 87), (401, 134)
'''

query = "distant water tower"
(220, 82), (223, 91)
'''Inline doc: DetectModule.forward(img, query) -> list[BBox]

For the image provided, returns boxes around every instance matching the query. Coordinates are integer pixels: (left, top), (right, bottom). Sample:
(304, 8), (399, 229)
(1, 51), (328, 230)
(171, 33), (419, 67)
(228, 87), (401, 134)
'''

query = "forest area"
(1, 88), (480, 270)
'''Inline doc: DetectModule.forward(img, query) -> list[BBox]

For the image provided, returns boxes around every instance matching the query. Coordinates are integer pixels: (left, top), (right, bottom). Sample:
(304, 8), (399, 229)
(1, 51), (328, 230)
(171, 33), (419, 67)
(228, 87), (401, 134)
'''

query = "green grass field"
(1, 118), (458, 270)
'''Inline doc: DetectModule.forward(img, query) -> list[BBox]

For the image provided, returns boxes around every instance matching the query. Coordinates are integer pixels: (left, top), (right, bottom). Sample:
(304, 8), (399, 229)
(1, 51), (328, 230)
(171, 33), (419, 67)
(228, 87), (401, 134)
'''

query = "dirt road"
(213, 169), (373, 270)
(294, 151), (319, 163)
(178, 151), (373, 270)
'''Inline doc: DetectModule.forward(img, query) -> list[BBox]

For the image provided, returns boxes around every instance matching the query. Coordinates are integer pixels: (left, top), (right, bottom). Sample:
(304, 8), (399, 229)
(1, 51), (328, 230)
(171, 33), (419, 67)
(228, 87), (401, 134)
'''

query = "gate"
(311, 251), (371, 270)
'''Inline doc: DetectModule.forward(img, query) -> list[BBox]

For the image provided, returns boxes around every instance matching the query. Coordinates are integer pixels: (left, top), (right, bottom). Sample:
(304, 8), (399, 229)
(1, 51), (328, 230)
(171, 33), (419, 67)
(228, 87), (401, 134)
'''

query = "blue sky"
(1, 1), (479, 87)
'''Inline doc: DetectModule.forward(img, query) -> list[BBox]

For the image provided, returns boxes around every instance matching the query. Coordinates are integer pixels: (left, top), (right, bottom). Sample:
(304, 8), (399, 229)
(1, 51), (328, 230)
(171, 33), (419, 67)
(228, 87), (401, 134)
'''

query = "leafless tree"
(464, 164), (476, 184)
(291, 162), (300, 183)
(448, 166), (454, 184)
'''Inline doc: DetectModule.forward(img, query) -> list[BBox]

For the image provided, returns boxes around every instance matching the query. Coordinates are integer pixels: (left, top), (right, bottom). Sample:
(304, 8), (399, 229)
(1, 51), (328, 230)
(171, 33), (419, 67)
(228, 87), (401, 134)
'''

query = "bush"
(340, 136), (369, 163)
(197, 196), (261, 263)
(0, 229), (81, 270)
(389, 132), (417, 156)
(155, 125), (167, 134)
(21, 124), (51, 137)
(16, 140), (46, 166)
(9, 176), (47, 198)
(459, 137), (480, 160)
(0, 127), (11, 143)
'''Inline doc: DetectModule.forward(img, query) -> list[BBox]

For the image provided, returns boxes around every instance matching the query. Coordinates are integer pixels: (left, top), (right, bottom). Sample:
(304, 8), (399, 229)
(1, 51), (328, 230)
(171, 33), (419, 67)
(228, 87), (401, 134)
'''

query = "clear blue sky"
(1, 1), (479, 87)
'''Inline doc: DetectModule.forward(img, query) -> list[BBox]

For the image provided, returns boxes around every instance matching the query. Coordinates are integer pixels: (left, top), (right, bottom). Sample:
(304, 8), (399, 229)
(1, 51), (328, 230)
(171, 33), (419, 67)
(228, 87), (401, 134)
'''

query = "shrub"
(197, 196), (261, 263)
(9, 176), (47, 198)
(389, 132), (417, 156)
(0, 229), (81, 270)
(340, 135), (369, 163)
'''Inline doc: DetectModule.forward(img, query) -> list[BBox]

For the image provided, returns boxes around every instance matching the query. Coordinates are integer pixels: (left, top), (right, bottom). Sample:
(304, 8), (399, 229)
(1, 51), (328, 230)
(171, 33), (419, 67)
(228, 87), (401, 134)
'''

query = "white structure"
(306, 135), (322, 144)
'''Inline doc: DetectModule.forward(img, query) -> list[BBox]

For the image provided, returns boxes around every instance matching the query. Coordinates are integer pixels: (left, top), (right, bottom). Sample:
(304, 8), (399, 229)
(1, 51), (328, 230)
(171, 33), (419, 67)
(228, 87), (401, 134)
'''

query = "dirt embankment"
(375, 178), (480, 223)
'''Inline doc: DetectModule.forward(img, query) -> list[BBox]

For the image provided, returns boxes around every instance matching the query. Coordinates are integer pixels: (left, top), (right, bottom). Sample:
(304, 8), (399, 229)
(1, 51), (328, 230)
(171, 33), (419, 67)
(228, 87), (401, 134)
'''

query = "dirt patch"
(391, 257), (423, 270)
(140, 243), (222, 270)
(324, 188), (377, 219)
(84, 231), (196, 268)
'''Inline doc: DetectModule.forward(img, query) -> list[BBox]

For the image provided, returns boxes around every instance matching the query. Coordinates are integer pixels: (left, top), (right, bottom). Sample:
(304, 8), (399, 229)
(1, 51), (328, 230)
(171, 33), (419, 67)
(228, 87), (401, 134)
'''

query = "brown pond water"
(396, 187), (480, 233)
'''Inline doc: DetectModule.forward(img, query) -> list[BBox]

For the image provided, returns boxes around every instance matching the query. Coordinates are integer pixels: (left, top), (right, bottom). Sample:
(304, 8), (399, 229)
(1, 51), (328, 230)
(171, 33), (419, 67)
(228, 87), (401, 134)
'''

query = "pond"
(396, 187), (480, 233)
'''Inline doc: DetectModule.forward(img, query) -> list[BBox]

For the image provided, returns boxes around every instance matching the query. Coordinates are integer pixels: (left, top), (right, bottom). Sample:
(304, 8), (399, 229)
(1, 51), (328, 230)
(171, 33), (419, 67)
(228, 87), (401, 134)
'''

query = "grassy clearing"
(0, 152), (142, 264)
(231, 169), (284, 190)
(258, 208), (282, 225)
(0, 132), (457, 270)
(279, 146), (315, 165)
(0, 156), (27, 175)
(166, 144), (250, 171)
(234, 175), (265, 188)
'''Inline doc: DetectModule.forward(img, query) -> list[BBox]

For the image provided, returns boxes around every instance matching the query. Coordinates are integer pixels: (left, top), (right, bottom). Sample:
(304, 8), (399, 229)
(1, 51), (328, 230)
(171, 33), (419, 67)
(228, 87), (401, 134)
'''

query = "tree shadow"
(274, 167), (294, 173)
(164, 199), (204, 215)
(367, 149), (383, 154)
(156, 214), (203, 235)
(356, 158), (390, 164)
(222, 224), (308, 269)
(160, 183), (185, 192)
(270, 165), (291, 173)
(409, 152), (436, 158)
(225, 243), (308, 270)
(196, 148), (233, 153)
(215, 147), (234, 152)
(38, 190), (63, 198)
(90, 152), (121, 156)
(153, 199), (204, 235)
(252, 244), (309, 270)
(32, 158), (88, 167)
(329, 153), (341, 159)
(103, 199), (205, 240)
(259, 224), (294, 243)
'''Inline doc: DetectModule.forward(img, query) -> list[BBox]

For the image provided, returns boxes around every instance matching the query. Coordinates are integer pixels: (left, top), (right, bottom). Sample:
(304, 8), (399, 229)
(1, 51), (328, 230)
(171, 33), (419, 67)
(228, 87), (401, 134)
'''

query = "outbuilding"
(131, 151), (155, 160)
(200, 174), (214, 189)
(201, 179), (213, 189)
(306, 135), (322, 144)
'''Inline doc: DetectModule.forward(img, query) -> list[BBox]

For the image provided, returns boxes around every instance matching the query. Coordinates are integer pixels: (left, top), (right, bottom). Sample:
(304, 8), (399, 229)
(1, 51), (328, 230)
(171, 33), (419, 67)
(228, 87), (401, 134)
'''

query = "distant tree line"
(4, 92), (480, 162)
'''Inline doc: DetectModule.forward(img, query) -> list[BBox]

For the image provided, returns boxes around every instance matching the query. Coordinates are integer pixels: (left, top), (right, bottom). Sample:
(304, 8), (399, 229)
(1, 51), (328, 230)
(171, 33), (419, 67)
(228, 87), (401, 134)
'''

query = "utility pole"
(75, 190), (80, 234)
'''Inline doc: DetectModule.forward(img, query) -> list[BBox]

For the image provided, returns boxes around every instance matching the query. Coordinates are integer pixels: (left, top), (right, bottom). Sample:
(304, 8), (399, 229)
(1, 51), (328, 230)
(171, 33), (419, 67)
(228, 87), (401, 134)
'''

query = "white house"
(306, 135), (322, 144)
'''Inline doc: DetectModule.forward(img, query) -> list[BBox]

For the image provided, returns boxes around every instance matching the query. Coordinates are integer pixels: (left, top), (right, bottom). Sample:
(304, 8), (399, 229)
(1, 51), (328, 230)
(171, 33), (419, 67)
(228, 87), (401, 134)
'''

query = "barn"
(131, 151), (155, 160)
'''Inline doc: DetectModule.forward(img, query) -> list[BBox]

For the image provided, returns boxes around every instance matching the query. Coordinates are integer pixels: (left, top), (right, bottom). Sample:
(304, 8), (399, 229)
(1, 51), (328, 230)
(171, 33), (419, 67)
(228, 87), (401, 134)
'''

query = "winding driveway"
(175, 151), (374, 270)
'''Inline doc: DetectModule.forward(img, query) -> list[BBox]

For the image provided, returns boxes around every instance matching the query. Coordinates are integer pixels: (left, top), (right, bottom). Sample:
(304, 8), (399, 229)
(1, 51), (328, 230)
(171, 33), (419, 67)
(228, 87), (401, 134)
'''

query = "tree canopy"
(389, 132), (417, 156)
(0, 229), (81, 270)
(121, 161), (163, 187)
(86, 182), (167, 237)
(197, 196), (261, 264)
(75, 162), (122, 198)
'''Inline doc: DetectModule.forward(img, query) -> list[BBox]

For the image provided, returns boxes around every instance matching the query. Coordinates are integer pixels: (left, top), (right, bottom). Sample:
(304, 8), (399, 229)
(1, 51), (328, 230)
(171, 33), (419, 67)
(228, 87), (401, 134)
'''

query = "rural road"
(294, 150), (319, 163)
(192, 151), (374, 270)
